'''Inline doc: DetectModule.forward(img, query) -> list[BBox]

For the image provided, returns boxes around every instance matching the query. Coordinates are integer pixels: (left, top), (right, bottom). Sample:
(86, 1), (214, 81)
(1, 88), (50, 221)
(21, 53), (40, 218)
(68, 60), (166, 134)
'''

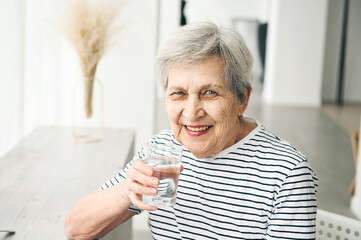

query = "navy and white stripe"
(101, 120), (318, 239)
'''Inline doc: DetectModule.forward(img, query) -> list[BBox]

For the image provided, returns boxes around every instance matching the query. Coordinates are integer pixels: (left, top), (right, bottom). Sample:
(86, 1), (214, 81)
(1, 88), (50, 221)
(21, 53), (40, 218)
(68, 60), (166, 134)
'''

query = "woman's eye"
(170, 91), (185, 97)
(175, 91), (185, 95)
(205, 90), (216, 95)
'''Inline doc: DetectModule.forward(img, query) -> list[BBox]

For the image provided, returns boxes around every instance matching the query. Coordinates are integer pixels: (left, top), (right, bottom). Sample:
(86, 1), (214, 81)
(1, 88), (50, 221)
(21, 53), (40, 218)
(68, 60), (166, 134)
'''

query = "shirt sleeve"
(266, 160), (318, 239)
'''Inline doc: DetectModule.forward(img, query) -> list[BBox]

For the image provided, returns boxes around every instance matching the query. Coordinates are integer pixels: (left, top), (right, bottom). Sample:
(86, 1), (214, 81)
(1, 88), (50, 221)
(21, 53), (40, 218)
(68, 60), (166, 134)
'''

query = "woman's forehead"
(169, 55), (224, 70)
(167, 57), (226, 88)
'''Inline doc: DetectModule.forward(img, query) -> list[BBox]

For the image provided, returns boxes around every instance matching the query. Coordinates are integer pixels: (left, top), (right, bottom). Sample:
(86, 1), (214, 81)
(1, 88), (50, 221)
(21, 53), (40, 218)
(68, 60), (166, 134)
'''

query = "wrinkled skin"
(165, 57), (251, 159)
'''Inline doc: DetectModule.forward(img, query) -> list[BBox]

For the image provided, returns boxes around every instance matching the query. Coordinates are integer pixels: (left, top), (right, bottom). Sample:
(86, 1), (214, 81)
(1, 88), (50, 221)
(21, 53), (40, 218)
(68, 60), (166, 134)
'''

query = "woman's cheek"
(203, 101), (219, 119)
(167, 102), (182, 124)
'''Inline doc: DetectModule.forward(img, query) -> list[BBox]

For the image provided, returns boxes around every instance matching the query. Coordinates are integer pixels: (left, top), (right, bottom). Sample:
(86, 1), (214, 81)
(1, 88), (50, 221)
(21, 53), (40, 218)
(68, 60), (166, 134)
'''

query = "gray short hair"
(156, 22), (253, 103)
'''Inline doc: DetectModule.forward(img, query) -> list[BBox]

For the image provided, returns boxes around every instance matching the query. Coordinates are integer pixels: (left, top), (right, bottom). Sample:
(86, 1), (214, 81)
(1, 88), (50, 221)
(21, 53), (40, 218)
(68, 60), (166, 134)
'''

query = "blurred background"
(1, 0), (361, 238)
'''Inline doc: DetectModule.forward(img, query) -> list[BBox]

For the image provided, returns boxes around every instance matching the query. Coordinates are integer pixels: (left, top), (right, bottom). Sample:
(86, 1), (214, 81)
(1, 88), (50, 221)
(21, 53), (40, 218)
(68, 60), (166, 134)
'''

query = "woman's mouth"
(184, 125), (212, 136)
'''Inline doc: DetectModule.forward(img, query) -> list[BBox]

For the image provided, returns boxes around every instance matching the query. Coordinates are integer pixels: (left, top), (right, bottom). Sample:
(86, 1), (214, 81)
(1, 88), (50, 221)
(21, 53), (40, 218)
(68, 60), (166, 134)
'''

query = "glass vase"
(72, 77), (104, 142)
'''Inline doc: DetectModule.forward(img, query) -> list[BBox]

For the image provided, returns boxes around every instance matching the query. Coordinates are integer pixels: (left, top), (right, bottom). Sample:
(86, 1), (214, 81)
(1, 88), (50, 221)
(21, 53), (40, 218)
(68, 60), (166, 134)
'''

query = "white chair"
(316, 209), (361, 239)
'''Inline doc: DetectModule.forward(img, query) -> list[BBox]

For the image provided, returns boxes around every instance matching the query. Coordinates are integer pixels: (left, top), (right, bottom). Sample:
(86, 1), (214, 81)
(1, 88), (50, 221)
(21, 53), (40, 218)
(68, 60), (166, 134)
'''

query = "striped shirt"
(101, 121), (318, 239)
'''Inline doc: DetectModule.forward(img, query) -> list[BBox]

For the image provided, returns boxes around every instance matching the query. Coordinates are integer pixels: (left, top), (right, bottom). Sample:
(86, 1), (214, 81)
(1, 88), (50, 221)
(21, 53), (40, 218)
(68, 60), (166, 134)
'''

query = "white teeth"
(186, 126), (210, 132)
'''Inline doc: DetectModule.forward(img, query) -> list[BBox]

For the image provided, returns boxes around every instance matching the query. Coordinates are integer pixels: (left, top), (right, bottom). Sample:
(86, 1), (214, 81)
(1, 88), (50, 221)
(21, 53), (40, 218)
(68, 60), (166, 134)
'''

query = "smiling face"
(165, 57), (249, 159)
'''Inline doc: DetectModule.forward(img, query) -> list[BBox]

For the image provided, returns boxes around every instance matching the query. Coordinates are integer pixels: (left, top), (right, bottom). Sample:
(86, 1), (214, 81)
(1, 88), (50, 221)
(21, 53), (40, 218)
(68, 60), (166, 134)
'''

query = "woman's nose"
(183, 95), (205, 121)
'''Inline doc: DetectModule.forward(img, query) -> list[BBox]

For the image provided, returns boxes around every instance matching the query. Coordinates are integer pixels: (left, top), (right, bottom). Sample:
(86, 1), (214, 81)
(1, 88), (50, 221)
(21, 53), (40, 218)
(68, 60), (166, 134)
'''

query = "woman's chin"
(174, 129), (215, 158)
(192, 152), (210, 159)
(185, 144), (213, 159)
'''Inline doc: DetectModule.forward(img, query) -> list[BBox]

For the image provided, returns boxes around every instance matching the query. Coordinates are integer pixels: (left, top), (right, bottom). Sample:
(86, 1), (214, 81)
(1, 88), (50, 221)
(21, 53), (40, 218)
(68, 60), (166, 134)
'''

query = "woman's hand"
(122, 159), (160, 211)
(122, 159), (184, 211)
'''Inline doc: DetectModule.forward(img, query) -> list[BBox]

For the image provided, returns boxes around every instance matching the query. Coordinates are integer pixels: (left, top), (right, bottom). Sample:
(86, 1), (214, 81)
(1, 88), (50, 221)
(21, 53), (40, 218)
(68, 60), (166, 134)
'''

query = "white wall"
(344, 0), (361, 103)
(322, 0), (361, 104)
(158, 0), (181, 44)
(263, 0), (328, 106)
(0, 0), (25, 157)
(321, 0), (343, 102)
(24, 0), (49, 137)
(185, 0), (269, 25)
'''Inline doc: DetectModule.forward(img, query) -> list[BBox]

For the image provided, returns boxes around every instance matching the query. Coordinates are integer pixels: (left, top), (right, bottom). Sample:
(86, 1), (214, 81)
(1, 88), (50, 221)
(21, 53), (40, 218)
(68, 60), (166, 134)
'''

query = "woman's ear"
(238, 87), (251, 117)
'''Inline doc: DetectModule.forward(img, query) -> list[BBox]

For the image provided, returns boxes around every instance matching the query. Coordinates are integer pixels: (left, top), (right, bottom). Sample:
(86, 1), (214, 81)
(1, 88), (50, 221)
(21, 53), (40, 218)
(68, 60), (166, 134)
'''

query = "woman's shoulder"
(239, 121), (307, 167)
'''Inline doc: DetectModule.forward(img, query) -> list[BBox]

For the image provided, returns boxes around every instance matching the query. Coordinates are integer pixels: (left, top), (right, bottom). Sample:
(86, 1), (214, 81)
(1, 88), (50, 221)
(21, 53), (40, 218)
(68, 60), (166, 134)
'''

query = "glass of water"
(142, 142), (183, 208)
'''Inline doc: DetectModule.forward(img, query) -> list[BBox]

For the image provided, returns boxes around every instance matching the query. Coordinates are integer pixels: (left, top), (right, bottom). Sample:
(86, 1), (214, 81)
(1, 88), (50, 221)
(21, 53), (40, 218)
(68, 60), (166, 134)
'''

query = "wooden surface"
(349, 130), (359, 195)
(0, 126), (135, 240)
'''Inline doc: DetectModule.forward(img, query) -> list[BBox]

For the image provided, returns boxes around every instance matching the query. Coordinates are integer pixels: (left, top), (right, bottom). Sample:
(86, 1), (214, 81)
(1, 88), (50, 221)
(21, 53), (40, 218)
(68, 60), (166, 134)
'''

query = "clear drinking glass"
(142, 142), (183, 207)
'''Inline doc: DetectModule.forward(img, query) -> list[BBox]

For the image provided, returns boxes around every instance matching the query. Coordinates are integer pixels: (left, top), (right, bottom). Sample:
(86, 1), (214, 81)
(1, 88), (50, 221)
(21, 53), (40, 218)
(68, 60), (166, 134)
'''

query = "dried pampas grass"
(57, 0), (125, 118)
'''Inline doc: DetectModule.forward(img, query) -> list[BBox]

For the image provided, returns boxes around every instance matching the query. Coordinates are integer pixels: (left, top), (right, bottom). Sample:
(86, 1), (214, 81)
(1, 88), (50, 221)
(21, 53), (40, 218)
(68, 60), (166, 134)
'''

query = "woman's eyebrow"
(167, 86), (184, 91)
(201, 84), (223, 90)
(167, 84), (224, 92)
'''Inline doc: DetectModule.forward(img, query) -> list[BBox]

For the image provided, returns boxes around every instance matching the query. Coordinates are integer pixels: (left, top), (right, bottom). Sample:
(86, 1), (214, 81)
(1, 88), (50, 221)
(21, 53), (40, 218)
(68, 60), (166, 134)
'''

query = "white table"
(0, 126), (135, 239)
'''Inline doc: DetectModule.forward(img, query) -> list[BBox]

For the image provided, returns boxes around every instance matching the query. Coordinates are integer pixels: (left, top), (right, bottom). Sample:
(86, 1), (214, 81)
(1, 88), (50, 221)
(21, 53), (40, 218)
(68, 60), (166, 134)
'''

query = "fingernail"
(151, 188), (157, 194)
(153, 179), (159, 185)
(146, 169), (152, 175)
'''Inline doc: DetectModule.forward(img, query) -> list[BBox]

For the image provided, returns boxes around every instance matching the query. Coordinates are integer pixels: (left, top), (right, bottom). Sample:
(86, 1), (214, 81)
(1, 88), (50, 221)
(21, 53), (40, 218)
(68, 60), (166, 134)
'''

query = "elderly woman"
(65, 22), (318, 239)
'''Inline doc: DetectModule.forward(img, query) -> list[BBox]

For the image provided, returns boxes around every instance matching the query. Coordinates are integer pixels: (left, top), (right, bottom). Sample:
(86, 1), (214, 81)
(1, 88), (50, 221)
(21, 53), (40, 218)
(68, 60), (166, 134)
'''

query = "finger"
(126, 168), (159, 187)
(129, 192), (158, 211)
(180, 164), (184, 172)
(128, 181), (158, 196)
(132, 159), (154, 176)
